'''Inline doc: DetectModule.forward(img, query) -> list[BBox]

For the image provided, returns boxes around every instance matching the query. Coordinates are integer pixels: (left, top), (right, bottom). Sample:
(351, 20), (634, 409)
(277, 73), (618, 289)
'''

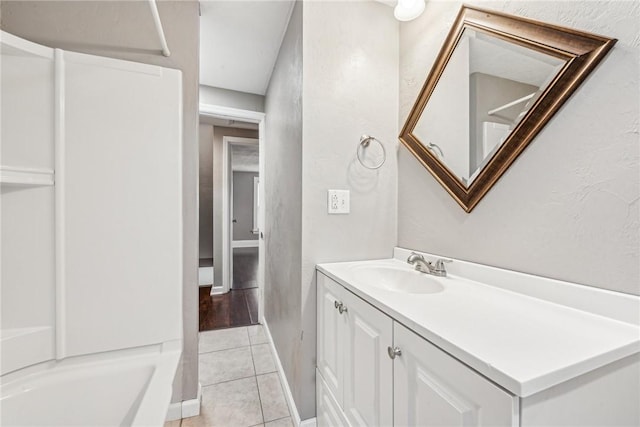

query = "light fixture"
(394, 0), (425, 21)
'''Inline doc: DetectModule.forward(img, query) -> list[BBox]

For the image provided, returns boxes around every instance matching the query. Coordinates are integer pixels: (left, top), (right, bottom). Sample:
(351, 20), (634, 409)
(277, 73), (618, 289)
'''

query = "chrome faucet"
(407, 252), (452, 277)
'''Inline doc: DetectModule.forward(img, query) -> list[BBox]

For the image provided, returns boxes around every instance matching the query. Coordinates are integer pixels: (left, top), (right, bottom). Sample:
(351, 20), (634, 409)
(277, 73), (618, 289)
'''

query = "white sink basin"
(351, 265), (444, 294)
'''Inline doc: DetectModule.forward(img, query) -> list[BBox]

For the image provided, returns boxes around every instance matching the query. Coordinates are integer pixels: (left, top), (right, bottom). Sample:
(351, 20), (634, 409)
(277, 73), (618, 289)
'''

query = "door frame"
(223, 135), (259, 293)
(199, 103), (266, 323)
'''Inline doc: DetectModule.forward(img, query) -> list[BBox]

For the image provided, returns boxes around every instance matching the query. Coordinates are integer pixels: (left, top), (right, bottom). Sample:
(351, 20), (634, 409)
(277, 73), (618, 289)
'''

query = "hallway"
(199, 248), (259, 331)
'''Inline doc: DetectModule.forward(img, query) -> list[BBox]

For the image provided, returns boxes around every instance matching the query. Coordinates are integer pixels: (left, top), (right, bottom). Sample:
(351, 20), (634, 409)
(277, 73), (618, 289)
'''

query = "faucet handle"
(434, 258), (452, 268)
(433, 258), (452, 276)
(407, 252), (425, 264)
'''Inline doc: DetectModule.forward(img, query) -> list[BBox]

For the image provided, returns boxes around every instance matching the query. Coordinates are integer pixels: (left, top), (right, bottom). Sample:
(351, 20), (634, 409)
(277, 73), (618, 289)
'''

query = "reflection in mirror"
(413, 28), (566, 187)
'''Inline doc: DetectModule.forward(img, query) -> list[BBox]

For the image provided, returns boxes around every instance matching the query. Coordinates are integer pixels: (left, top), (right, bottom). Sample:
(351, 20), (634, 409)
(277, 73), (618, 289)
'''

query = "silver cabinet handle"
(334, 301), (348, 314)
(387, 346), (402, 359)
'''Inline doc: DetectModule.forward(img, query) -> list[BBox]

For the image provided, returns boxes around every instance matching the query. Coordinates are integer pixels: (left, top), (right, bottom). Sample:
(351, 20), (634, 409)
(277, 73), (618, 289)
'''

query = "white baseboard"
(165, 382), (202, 421)
(262, 319), (317, 427)
(210, 286), (225, 296)
(165, 402), (181, 421)
(300, 417), (318, 427)
(198, 266), (214, 287)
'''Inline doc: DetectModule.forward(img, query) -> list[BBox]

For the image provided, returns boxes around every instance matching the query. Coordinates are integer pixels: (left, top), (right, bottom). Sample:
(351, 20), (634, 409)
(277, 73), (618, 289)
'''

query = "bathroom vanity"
(316, 248), (640, 426)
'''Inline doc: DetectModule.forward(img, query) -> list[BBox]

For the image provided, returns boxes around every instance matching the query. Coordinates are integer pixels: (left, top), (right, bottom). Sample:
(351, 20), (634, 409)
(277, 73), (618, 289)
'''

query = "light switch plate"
(327, 190), (350, 214)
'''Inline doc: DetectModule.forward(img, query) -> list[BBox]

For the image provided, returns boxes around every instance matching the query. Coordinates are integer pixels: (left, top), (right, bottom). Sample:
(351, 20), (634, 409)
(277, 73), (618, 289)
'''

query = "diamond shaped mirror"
(399, 6), (616, 212)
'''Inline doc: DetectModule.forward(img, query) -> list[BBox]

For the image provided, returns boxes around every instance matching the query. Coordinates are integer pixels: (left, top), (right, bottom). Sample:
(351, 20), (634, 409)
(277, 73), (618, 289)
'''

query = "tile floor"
(166, 325), (293, 427)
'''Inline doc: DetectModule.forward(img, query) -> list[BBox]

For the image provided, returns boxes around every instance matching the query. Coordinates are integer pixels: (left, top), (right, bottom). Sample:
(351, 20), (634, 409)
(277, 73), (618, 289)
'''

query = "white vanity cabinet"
(317, 272), (393, 427)
(317, 271), (516, 427)
(317, 254), (640, 427)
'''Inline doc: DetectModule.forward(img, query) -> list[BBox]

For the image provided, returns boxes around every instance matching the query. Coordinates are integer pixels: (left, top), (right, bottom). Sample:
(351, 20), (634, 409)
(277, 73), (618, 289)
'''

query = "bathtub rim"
(1, 339), (182, 427)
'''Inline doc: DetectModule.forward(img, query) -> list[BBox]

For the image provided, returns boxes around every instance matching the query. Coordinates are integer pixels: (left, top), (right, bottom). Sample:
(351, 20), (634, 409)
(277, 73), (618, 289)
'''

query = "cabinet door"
(394, 323), (518, 427)
(342, 289), (393, 427)
(317, 273), (345, 404)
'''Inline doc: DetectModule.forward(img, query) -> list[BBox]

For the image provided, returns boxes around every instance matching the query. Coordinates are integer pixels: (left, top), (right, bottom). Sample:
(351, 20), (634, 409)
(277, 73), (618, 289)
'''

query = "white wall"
(399, 0), (639, 295)
(199, 124), (214, 259)
(0, 0), (200, 402)
(300, 0), (399, 418)
(264, 1), (399, 419)
(264, 0), (303, 416)
(200, 84), (265, 112)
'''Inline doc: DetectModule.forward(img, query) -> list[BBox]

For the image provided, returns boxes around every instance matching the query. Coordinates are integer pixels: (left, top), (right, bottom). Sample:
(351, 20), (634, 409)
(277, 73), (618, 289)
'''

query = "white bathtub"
(0, 340), (181, 426)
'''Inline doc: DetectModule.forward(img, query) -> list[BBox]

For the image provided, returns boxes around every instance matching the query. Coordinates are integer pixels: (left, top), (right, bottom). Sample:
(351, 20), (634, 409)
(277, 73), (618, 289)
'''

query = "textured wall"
(300, 1), (399, 418)
(200, 84), (265, 113)
(264, 0), (303, 415)
(399, 0), (640, 295)
(199, 124), (214, 259)
(1, 0), (200, 402)
(211, 126), (259, 286)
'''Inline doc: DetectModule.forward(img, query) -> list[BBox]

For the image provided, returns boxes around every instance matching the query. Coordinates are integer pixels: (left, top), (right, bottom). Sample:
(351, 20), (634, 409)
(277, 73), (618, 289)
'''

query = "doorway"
(198, 105), (265, 331)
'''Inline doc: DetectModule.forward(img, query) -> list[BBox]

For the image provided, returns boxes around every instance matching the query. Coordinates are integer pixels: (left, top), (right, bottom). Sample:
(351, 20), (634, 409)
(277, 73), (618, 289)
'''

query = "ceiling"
(199, 0), (295, 95)
(469, 31), (565, 87)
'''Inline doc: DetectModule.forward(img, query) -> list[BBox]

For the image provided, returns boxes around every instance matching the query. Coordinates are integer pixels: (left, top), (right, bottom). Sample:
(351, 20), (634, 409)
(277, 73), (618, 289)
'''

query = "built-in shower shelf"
(1, 326), (55, 375)
(0, 166), (54, 187)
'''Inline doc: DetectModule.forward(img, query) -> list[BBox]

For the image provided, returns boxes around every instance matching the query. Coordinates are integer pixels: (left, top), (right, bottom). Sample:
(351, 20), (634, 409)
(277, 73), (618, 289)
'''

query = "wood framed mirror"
(399, 5), (616, 212)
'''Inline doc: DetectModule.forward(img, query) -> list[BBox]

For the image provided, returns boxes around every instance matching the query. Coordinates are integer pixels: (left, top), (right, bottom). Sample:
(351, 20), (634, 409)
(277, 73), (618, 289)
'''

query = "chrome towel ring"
(357, 134), (386, 170)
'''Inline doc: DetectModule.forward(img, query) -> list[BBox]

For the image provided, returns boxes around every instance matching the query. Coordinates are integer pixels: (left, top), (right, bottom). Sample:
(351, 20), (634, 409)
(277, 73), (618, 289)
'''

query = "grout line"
(243, 289), (253, 324)
(201, 373), (259, 389)
(249, 337), (259, 379)
(197, 325), (251, 355)
(256, 371), (292, 423)
(198, 343), (251, 356)
(250, 340), (267, 425)
(266, 415), (293, 425)
(255, 374), (266, 426)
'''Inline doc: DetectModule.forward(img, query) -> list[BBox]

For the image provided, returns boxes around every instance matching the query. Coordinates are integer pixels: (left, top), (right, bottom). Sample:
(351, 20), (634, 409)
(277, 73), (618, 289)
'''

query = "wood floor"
(199, 286), (258, 331)
(199, 248), (259, 331)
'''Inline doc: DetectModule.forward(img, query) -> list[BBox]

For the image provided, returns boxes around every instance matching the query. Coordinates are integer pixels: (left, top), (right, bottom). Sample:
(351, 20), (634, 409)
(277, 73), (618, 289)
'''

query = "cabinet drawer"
(317, 369), (350, 427)
(394, 323), (518, 427)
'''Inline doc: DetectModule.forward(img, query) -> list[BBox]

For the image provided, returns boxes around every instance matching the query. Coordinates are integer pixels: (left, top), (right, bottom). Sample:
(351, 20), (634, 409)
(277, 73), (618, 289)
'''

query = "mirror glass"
(412, 28), (566, 187)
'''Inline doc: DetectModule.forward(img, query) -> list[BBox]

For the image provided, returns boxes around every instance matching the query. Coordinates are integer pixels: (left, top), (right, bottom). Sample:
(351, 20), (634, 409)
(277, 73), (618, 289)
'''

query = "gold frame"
(399, 5), (616, 212)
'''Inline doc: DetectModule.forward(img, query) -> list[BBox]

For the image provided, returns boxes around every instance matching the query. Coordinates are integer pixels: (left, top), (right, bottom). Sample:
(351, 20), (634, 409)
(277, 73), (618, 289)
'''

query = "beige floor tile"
(164, 419), (182, 427)
(265, 418), (293, 427)
(182, 377), (263, 427)
(251, 343), (277, 375)
(257, 373), (290, 422)
(199, 346), (255, 385)
(248, 325), (268, 345)
(199, 327), (250, 354)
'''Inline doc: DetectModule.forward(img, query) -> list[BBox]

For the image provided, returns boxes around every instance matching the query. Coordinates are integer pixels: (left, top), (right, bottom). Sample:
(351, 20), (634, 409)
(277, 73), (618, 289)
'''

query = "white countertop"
(317, 250), (640, 397)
